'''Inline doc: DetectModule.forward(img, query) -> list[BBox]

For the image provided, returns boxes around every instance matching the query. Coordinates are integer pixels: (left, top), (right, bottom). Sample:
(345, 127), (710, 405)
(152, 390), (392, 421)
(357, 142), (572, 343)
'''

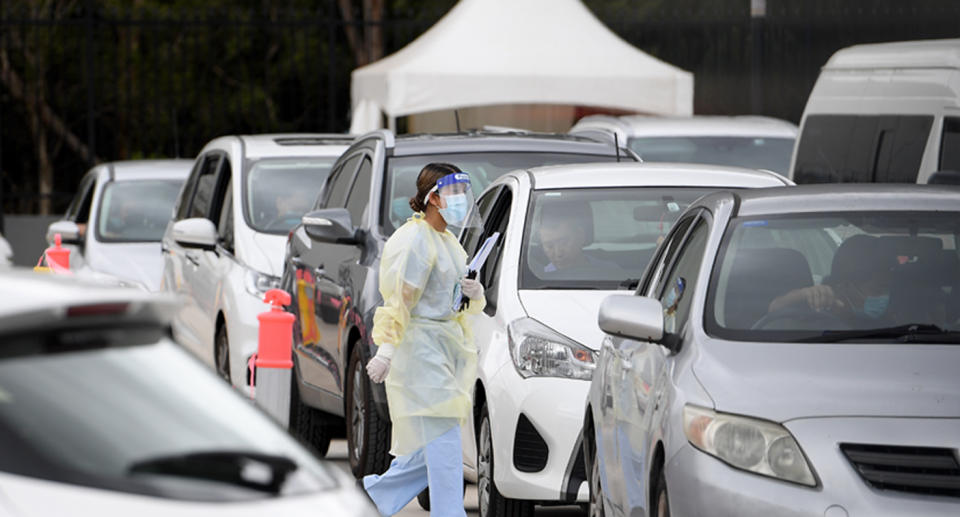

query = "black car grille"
(513, 414), (549, 472)
(841, 443), (960, 498)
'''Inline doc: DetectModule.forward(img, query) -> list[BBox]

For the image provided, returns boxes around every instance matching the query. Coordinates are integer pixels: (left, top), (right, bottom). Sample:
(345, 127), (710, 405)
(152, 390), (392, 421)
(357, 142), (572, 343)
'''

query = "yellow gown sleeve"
(372, 221), (437, 347)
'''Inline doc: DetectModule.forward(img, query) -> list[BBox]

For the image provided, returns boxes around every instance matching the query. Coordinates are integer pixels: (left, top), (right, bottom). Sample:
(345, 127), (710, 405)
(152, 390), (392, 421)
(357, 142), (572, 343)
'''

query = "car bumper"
(487, 365), (590, 502)
(667, 433), (960, 517)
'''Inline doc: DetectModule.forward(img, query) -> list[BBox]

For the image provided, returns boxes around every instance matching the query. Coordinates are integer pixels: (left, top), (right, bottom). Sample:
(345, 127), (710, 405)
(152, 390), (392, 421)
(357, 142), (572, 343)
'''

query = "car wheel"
(288, 366), (332, 457)
(652, 468), (670, 517)
(345, 344), (391, 478)
(478, 403), (533, 517)
(215, 324), (231, 384)
(585, 428), (605, 517)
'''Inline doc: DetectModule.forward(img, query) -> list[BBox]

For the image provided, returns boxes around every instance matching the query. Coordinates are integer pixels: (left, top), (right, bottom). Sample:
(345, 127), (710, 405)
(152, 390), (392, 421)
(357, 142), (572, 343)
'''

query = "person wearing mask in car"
(362, 162), (485, 517)
(767, 235), (896, 319)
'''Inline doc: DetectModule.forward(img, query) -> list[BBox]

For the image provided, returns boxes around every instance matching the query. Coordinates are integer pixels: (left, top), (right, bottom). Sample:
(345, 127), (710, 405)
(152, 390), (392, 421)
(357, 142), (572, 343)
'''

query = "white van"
(789, 38), (960, 184)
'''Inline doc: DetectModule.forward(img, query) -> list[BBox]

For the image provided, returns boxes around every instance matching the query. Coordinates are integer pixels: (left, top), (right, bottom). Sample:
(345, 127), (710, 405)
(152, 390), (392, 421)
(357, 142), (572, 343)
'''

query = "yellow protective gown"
(372, 213), (484, 456)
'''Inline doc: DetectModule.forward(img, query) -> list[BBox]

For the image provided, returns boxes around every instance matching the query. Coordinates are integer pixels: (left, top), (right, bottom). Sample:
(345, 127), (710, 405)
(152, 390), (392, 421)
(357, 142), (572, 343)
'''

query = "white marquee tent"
(349, 0), (694, 134)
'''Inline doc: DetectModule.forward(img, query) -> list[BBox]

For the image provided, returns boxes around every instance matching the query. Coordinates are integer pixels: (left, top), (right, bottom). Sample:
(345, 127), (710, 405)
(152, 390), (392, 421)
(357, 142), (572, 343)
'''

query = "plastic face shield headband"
(423, 172), (482, 228)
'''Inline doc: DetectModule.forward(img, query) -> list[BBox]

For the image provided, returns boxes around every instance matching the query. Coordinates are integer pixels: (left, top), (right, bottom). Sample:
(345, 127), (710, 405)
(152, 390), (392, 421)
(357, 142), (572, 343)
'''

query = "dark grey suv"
(281, 129), (632, 477)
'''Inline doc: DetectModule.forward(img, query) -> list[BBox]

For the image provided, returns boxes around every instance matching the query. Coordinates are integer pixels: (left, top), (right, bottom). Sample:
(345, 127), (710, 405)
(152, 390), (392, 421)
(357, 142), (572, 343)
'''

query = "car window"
(940, 117), (960, 171)
(707, 211), (960, 341)
(628, 136), (795, 175)
(383, 152), (619, 235)
(521, 188), (712, 290)
(345, 156), (373, 224)
(646, 214), (697, 298)
(326, 154), (362, 209)
(243, 157), (336, 234)
(794, 115), (934, 184)
(460, 187), (500, 256)
(0, 336), (338, 502)
(65, 173), (96, 223)
(657, 218), (709, 335)
(478, 189), (512, 316)
(187, 154), (223, 220)
(175, 158), (206, 221)
(96, 180), (184, 243)
(217, 179), (234, 253)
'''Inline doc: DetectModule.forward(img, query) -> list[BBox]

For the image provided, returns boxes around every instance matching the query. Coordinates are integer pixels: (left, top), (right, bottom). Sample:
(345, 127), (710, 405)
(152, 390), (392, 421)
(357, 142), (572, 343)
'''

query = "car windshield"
(383, 152), (618, 234)
(96, 180), (183, 242)
(521, 188), (713, 290)
(706, 211), (960, 342)
(0, 336), (338, 501)
(245, 157), (336, 233)
(628, 136), (794, 175)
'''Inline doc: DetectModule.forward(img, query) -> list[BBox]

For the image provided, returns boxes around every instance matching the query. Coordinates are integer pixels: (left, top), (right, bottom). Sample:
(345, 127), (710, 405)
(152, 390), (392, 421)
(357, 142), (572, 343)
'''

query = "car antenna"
(614, 132), (622, 163)
(454, 109), (462, 134)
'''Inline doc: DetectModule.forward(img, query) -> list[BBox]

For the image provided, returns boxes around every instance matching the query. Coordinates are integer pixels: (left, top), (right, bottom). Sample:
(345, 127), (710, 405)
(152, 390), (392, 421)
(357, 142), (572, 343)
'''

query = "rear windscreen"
(793, 114), (933, 184)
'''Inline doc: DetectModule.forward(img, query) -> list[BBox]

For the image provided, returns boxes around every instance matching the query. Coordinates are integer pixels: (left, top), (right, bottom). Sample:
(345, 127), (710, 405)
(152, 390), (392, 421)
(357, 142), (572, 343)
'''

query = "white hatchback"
(161, 134), (351, 389)
(457, 162), (791, 516)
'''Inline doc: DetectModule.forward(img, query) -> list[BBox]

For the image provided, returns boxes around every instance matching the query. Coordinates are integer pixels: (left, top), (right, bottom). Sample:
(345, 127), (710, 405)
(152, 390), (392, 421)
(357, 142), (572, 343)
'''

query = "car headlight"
(683, 405), (817, 487)
(507, 317), (596, 380)
(244, 269), (281, 298)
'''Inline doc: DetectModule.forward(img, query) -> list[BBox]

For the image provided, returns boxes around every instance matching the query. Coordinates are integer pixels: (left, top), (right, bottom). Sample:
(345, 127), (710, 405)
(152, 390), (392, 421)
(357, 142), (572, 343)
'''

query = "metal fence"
(2, 1), (959, 218)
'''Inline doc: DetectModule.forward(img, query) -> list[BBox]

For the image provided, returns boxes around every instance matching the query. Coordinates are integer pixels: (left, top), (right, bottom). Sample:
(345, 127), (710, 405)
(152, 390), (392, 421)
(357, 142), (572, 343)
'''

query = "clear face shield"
(424, 172), (483, 228)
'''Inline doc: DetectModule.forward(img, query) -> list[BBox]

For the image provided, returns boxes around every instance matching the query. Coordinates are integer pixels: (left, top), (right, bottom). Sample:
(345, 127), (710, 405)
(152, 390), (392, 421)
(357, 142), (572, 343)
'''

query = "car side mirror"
(598, 294), (664, 344)
(47, 220), (82, 245)
(302, 208), (359, 245)
(928, 170), (960, 185)
(172, 218), (218, 250)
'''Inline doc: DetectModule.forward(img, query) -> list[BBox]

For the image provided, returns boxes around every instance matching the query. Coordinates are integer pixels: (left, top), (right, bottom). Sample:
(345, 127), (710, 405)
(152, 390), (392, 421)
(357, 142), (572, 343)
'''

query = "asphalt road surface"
(327, 440), (586, 516)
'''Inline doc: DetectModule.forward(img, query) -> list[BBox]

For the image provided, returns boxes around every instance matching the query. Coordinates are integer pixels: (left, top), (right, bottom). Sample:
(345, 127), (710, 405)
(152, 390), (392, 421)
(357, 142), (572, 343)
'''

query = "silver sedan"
(583, 184), (960, 517)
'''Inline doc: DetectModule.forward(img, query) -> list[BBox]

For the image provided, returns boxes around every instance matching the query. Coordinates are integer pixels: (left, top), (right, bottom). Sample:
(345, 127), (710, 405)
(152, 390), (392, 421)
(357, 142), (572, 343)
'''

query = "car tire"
(478, 403), (533, 517)
(417, 488), (430, 511)
(345, 344), (391, 478)
(585, 426), (605, 517)
(652, 468), (670, 517)
(288, 367), (332, 457)
(215, 324), (231, 384)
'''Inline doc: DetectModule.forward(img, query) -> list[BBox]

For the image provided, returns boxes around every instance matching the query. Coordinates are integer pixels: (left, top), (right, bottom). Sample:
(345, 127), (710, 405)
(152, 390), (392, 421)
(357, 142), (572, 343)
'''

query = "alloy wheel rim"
(590, 446), (603, 517)
(351, 362), (365, 460)
(478, 416), (492, 517)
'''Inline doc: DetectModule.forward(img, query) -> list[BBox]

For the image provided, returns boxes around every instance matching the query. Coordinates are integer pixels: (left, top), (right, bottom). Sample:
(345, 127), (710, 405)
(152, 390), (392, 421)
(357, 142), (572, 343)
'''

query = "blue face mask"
(861, 295), (889, 319)
(438, 193), (468, 226)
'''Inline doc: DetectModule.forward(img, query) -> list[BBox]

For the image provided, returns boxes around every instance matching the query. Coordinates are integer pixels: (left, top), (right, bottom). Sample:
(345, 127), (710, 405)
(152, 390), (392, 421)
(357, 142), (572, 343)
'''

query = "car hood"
(86, 242), (163, 291)
(518, 290), (619, 350)
(694, 341), (960, 421)
(246, 232), (287, 277)
(0, 471), (373, 517)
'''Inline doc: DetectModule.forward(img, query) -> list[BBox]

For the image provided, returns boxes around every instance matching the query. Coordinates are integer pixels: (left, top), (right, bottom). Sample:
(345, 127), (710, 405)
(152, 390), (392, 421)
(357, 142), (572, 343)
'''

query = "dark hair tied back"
(409, 162), (462, 212)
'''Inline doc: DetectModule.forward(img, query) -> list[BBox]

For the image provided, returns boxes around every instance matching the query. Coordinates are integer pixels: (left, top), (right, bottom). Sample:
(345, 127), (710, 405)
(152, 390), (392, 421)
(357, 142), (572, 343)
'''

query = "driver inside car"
(767, 235), (896, 319)
(538, 201), (618, 273)
(271, 189), (312, 228)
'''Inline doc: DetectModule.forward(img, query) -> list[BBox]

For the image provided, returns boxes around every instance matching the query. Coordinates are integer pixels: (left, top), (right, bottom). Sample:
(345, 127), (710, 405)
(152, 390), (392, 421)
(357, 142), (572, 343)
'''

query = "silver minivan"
(584, 184), (960, 516)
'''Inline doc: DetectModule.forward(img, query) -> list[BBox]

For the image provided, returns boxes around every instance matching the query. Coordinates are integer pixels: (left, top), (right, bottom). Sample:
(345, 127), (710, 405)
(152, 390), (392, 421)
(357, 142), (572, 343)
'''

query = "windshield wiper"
(128, 450), (298, 494)
(798, 324), (960, 344)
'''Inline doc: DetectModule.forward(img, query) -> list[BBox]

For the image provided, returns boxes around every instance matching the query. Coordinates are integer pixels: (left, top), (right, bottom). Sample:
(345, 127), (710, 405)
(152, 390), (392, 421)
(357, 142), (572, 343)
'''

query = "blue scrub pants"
(363, 425), (466, 517)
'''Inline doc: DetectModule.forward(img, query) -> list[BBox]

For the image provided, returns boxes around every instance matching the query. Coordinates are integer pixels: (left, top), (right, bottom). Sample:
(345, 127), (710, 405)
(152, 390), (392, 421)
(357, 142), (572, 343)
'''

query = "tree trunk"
(338, 0), (385, 67)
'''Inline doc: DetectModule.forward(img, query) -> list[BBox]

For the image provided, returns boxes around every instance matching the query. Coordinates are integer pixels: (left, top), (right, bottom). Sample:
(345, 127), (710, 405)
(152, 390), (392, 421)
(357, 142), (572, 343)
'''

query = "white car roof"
(824, 38), (960, 70)
(0, 270), (175, 335)
(524, 162), (792, 190)
(96, 159), (193, 182)
(574, 115), (798, 139)
(238, 133), (353, 159)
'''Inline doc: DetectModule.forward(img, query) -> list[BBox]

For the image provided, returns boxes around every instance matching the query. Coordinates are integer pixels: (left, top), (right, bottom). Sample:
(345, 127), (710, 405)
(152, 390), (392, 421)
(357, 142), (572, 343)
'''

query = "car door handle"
(185, 252), (201, 266)
(291, 256), (305, 267)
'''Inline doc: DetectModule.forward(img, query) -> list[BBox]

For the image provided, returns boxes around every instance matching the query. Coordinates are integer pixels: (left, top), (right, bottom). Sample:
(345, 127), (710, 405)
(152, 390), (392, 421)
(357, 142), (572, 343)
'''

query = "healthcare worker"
(363, 162), (485, 516)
